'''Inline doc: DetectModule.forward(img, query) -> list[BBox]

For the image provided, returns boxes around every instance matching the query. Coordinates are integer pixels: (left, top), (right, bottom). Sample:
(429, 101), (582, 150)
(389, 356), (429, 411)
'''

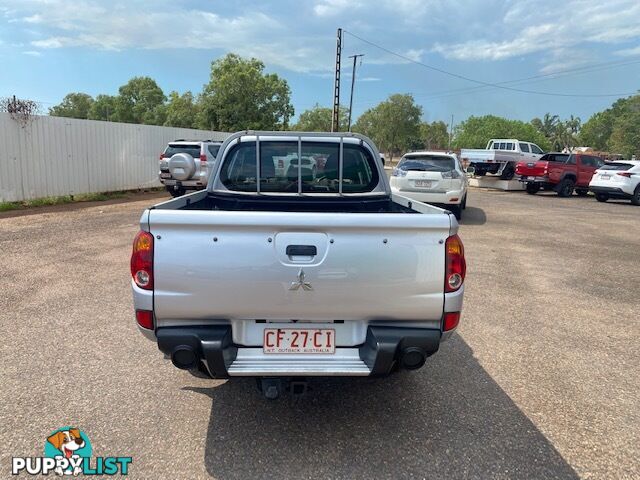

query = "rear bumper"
(518, 175), (549, 183)
(156, 325), (442, 378)
(390, 187), (465, 205)
(589, 185), (633, 198)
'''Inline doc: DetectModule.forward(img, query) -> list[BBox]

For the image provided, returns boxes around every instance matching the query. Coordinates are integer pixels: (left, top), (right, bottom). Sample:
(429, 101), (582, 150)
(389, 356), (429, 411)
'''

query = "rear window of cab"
(219, 141), (379, 193)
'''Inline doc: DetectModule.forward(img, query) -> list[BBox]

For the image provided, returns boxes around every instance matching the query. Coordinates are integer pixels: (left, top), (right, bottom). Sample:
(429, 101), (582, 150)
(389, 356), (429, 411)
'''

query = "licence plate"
(526, 176), (536, 181)
(601, 174), (610, 180)
(263, 328), (335, 354)
(414, 180), (432, 188)
(160, 173), (172, 179)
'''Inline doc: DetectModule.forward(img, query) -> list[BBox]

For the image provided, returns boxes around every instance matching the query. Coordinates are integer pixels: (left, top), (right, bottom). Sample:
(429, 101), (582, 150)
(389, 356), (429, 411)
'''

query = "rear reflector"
(136, 310), (154, 330)
(443, 312), (460, 331)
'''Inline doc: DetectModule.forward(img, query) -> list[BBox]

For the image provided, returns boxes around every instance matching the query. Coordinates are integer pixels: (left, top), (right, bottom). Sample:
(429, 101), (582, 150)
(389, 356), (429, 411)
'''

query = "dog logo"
(45, 427), (91, 476)
(12, 427), (132, 476)
(289, 268), (313, 291)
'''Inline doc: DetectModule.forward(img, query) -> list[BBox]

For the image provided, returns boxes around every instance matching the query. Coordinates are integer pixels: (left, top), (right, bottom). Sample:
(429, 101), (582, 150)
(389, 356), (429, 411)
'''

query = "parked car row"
(515, 153), (640, 205)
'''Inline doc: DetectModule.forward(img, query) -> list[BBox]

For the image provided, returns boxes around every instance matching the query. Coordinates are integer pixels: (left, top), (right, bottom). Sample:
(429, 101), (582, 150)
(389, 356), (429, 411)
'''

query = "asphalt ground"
(0, 188), (638, 479)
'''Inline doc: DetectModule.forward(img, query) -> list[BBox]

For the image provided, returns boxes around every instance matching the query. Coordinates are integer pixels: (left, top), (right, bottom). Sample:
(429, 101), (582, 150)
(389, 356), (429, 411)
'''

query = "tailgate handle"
(286, 245), (317, 256)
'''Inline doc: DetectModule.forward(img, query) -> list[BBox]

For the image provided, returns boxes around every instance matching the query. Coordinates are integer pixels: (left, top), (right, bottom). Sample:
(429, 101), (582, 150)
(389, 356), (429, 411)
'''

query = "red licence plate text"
(263, 328), (335, 354)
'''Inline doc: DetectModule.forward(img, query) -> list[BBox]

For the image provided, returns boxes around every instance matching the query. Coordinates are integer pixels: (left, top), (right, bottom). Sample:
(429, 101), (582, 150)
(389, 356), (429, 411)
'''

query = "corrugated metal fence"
(0, 112), (229, 202)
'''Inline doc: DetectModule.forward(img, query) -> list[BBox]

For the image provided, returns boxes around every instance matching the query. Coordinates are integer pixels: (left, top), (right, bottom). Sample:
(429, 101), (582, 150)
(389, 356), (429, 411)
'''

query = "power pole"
(448, 114), (454, 151)
(347, 54), (364, 131)
(331, 28), (342, 132)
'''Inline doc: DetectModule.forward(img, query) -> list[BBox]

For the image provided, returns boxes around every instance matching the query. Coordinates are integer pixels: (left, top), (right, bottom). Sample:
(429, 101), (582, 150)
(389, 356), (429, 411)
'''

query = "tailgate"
(150, 209), (450, 324)
(460, 149), (496, 162)
(516, 161), (548, 176)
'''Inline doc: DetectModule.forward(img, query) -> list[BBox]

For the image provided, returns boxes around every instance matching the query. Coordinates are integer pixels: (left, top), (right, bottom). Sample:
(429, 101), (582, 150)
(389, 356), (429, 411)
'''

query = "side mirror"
(465, 166), (475, 176)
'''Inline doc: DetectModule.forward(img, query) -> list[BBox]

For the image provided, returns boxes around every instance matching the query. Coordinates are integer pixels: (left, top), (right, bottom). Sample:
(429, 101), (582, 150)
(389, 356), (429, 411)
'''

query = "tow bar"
(257, 378), (309, 400)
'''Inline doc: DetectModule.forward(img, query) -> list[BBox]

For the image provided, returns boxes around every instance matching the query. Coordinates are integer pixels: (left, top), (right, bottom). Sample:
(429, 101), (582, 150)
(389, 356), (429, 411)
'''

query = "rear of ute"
(130, 213), (466, 379)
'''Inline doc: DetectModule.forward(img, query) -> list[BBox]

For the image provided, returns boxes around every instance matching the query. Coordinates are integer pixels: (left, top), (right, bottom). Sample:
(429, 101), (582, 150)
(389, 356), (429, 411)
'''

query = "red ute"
(515, 152), (604, 197)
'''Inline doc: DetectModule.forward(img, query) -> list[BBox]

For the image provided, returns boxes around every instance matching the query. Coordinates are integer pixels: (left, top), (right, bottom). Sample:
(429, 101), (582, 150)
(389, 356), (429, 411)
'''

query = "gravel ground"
(0, 188), (638, 479)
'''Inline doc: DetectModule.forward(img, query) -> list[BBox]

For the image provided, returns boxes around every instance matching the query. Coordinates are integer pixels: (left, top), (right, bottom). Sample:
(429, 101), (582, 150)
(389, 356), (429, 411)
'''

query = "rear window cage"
(215, 133), (383, 195)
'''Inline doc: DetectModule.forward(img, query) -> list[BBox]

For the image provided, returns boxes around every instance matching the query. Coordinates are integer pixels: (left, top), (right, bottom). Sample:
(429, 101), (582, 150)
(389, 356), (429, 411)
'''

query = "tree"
(197, 53), (294, 131)
(87, 94), (117, 121)
(292, 104), (349, 131)
(418, 121), (450, 150)
(164, 91), (198, 128)
(608, 97), (640, 158)
(453, 115), (549, 150)
(579, 95), (640, 155)
(353, 94), (422, 160)
(49, 93), (94, 119)
(114, 76), (166, 125)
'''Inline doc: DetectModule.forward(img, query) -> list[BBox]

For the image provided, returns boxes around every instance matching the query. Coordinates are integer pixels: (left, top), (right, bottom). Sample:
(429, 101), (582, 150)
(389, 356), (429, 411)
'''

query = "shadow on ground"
(185, 336), (578, 479)
(459, 206), (487, 225)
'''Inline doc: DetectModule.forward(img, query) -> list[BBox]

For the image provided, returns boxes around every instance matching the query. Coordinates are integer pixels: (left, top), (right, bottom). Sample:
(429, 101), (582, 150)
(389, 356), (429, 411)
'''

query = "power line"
(342, 29), (638, 98)
(419, 59), (640, 100)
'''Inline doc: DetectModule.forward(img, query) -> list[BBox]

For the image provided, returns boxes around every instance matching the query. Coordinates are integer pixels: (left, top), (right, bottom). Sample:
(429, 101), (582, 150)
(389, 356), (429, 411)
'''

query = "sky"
(1, 0), (639, 126)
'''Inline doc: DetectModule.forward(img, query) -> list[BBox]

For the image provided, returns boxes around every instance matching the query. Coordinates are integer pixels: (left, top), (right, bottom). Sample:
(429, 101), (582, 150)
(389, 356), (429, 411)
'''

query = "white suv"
(159, 140), (222, 197)
(390, 151), (468, 219)
(589, 160), (640, 205)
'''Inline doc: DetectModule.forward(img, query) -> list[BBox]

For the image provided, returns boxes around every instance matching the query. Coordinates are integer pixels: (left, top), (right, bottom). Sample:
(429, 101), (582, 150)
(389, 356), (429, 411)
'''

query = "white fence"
(0, 112), (229, 202)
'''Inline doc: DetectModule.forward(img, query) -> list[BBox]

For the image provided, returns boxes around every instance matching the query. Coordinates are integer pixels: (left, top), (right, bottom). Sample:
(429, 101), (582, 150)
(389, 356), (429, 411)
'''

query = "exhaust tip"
(400, 347), (426, 370)
(171, 345), (197, 370)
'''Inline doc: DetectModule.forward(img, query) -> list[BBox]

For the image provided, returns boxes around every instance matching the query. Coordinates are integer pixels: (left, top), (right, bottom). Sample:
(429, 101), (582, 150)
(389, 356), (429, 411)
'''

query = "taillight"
(136, 310), (154, 330)
(200, 154), (207, 165)
(159, 153), (165, 160)
(445, 234), (466, 293)
(278, 159), (284, 168)
(131, 231), (153, 290)
(443, 312), (460, 331)
(617, 172), (632, 177)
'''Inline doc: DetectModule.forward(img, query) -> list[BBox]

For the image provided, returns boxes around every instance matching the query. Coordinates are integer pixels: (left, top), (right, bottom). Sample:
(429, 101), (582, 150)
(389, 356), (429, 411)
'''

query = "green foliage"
(49, 93), (94, 119)
(579, 95), (640, 157)
(418, 121), (450, 150)
(164, 91), (198, 128)
(114, 76), (166, 124)
(88, 94), (118, 121)
(353, 94), (422, 159)
(530, 113), (580, 151)
(454, 115), (549, 150)
(197, 53), (294, 131)
(292, 104), (349, 131)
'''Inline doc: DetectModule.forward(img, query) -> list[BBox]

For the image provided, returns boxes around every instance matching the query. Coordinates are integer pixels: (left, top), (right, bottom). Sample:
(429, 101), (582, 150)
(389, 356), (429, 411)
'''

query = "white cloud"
(616, 45), (640, 57)
(2, 1), (333, 72)
(433, 0), (640, 70)
(22, 49), (41, 56)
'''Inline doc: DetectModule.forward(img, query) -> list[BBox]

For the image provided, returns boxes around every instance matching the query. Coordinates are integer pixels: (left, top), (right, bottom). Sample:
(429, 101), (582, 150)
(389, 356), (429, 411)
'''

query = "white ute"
(131, 131), (466, 398)
(461, 139), (544, 179)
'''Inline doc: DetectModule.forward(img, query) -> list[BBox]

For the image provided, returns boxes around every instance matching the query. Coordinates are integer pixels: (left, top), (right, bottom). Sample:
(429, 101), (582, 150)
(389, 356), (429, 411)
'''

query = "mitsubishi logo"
(289, 268), (313, 291)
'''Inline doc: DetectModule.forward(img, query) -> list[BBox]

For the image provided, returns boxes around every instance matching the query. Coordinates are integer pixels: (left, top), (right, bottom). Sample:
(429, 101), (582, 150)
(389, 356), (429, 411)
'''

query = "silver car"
(159, 140), (222, 197)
